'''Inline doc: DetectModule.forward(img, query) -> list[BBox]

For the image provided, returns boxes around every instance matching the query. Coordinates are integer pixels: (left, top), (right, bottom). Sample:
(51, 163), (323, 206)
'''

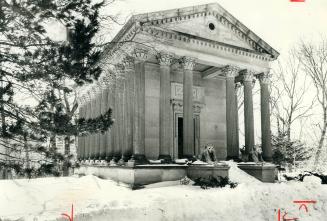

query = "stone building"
(77, 3), (279, 167)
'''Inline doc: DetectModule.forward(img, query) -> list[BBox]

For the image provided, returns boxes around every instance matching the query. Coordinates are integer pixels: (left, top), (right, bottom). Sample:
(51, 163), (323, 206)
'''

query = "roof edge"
(105, 2), (280, 59)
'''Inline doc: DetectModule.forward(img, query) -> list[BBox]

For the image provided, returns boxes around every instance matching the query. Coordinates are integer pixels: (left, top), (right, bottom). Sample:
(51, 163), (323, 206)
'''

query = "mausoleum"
(76, 3), (279, 185)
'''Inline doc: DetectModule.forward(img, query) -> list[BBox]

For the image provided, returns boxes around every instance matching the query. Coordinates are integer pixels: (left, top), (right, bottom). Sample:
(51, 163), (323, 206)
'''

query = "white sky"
(105, 0), (327, 57)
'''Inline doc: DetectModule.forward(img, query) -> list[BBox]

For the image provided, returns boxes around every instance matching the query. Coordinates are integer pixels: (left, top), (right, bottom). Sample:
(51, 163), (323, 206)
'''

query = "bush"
(283, 172), (327, 184)
(193, 176), (238, 189)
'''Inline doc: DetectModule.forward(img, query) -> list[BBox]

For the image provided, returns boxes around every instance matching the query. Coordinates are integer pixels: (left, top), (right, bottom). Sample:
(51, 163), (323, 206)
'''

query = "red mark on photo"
(277, 209), (299, 221)
(293, 200), (317, 213)
(290, 0), (305, 2)
(61, 204), (74, 221)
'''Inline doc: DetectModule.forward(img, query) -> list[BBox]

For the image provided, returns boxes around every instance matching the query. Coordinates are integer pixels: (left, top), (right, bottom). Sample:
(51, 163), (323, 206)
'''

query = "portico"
(76, 3), (279, 184)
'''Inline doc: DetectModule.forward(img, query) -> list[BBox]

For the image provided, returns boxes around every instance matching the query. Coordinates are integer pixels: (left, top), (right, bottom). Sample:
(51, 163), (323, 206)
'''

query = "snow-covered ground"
(1, 162), (327, 221)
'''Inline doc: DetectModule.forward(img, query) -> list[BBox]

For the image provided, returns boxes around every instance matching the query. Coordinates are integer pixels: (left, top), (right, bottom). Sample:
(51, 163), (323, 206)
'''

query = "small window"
(208, 23), (215, 31)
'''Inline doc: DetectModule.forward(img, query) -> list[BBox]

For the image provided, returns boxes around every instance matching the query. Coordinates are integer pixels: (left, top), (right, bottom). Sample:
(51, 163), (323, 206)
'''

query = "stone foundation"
(238, 163), (276, 183)
(75, 163), (231, 187)
(187, 163), (230, 180)
(75, 164), (187, 187)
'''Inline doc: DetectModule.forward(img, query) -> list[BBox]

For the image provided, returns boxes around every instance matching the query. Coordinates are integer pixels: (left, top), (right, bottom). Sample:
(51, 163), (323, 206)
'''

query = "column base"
(263, 156), (273, 162)
(129, 154), (149, 165)
(158, 155), (172, 164)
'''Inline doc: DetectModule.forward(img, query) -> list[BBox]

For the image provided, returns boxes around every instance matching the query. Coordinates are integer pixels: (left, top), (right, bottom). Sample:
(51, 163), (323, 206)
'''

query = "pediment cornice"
(104, 3), (279, 61)
(141, 26), (273, 62)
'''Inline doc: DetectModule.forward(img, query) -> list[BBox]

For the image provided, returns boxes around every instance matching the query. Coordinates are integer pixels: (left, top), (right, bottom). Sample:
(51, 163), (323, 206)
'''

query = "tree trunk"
(0, 81), (8, 179)
(313, 108), (327, 170)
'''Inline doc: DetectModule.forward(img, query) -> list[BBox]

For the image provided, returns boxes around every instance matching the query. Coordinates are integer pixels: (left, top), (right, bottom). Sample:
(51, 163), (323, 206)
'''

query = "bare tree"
(299, 39), (327, 169)
(271, 49), (315, 142)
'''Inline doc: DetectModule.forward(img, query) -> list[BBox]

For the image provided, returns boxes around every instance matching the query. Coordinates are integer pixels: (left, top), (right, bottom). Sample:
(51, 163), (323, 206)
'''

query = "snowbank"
(1, 163), (327, 221)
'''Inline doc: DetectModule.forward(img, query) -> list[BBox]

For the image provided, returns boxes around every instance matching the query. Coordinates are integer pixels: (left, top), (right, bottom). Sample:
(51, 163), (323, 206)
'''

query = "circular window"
(208, 23), (215, 31)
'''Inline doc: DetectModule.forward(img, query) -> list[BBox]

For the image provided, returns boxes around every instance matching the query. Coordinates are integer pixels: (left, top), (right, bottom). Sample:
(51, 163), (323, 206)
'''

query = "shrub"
(193, 176), (238, 189)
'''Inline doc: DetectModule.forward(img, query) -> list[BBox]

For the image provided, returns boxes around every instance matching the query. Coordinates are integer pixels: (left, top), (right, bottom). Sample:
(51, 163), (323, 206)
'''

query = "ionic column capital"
(221, 65), (240, 78)
(157, 52), (174, 66)
(180, 56), (197, 70)
(240, 69), (256, 82)
(257, 71), (271, 85)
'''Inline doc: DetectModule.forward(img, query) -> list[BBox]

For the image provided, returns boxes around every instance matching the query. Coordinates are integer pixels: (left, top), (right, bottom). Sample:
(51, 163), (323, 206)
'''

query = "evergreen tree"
(0, 0), (114, 178)
(272, 133), (313, 169)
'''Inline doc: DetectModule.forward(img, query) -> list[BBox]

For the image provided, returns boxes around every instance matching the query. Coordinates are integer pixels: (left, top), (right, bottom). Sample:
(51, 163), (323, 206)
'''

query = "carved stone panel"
(171, 82), (204, 103)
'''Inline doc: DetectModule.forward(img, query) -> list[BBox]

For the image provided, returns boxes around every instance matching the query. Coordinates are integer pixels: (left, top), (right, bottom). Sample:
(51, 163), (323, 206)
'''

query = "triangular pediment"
(157, 15), (254, 51)
(129, 3), (279, 59)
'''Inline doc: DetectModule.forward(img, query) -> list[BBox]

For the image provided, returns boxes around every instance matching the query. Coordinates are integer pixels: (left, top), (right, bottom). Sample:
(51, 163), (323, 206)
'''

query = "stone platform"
(238, 163), (276, 183)
(75, 164), (187, 187)
(75, 162), (230, 187)
(187, 163), (230, 180)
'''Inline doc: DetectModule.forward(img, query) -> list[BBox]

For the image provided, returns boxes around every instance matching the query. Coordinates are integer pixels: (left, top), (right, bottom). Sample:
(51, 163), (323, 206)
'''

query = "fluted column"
(235, 83), (241, 156)
(258, 72), (272, 162)
(115, 64), (127, 164)
(79, 95), (88, 160)
(98, 88), (105, 160)
(123, 57), (134, 160)
(241, 70), (255, 160)
(113, 73), (121, 160)
(181, 57), (196, 160)
(99, 76), (110, 160)
(85, 92), (92, 160)
(131, 49), (148, 164)
(95, 84), (102, 160)
(106, 77), (114, 162)
(158, 52), (174, 162)
(223, 65), (240, 160)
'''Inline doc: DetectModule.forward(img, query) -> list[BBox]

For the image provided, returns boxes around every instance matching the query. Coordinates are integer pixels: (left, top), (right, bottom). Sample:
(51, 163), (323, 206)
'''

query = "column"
(258, 72), (272, 162)
(105, 78), (114, 162)
(78, 98), (86, 160)
(131, 49), (148, 164)
(113, 74), (121, 160)
(158, 52), (174, 163)
(85, 92), (92, 160)
(241, 70), (255, 160)
(77, 103), (82, 160)
(99, 78), (109, 160)
(123, 57), (134, 160)
(181, 57), (196, 160)
(223, 65), (240, 160)
(116, 70), (127, 164)
(235, 83), (241, 157)
(95, 86), (102, 160)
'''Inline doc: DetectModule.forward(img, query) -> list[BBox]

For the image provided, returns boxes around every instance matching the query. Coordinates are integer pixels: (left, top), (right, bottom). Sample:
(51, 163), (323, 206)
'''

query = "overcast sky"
(105, 0), (327, 57)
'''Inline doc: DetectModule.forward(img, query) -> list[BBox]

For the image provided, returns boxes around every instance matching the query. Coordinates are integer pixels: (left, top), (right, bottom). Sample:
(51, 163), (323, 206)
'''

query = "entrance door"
(176, 116), (200, 159)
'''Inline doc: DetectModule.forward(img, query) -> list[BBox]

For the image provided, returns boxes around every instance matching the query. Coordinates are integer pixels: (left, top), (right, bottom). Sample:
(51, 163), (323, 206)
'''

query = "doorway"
(175, 114), (200, 159)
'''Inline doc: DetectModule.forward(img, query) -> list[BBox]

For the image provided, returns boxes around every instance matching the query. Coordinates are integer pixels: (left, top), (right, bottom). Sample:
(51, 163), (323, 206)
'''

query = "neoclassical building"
(77, 3), (279, 165)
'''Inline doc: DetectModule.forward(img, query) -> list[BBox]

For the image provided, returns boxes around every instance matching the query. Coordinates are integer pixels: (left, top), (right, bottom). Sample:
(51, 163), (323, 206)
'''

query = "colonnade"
(77, 51), (272, 164)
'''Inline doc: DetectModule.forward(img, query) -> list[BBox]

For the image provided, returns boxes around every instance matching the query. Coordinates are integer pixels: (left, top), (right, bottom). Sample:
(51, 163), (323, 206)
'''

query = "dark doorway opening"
(177, 117), (198, 159)
(177, 117), (183, 158)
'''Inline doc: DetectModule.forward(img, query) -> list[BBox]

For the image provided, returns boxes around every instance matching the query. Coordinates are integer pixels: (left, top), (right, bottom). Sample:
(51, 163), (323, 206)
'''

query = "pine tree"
(272, 133), (312, 170)
(0, 0), (114, 178)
